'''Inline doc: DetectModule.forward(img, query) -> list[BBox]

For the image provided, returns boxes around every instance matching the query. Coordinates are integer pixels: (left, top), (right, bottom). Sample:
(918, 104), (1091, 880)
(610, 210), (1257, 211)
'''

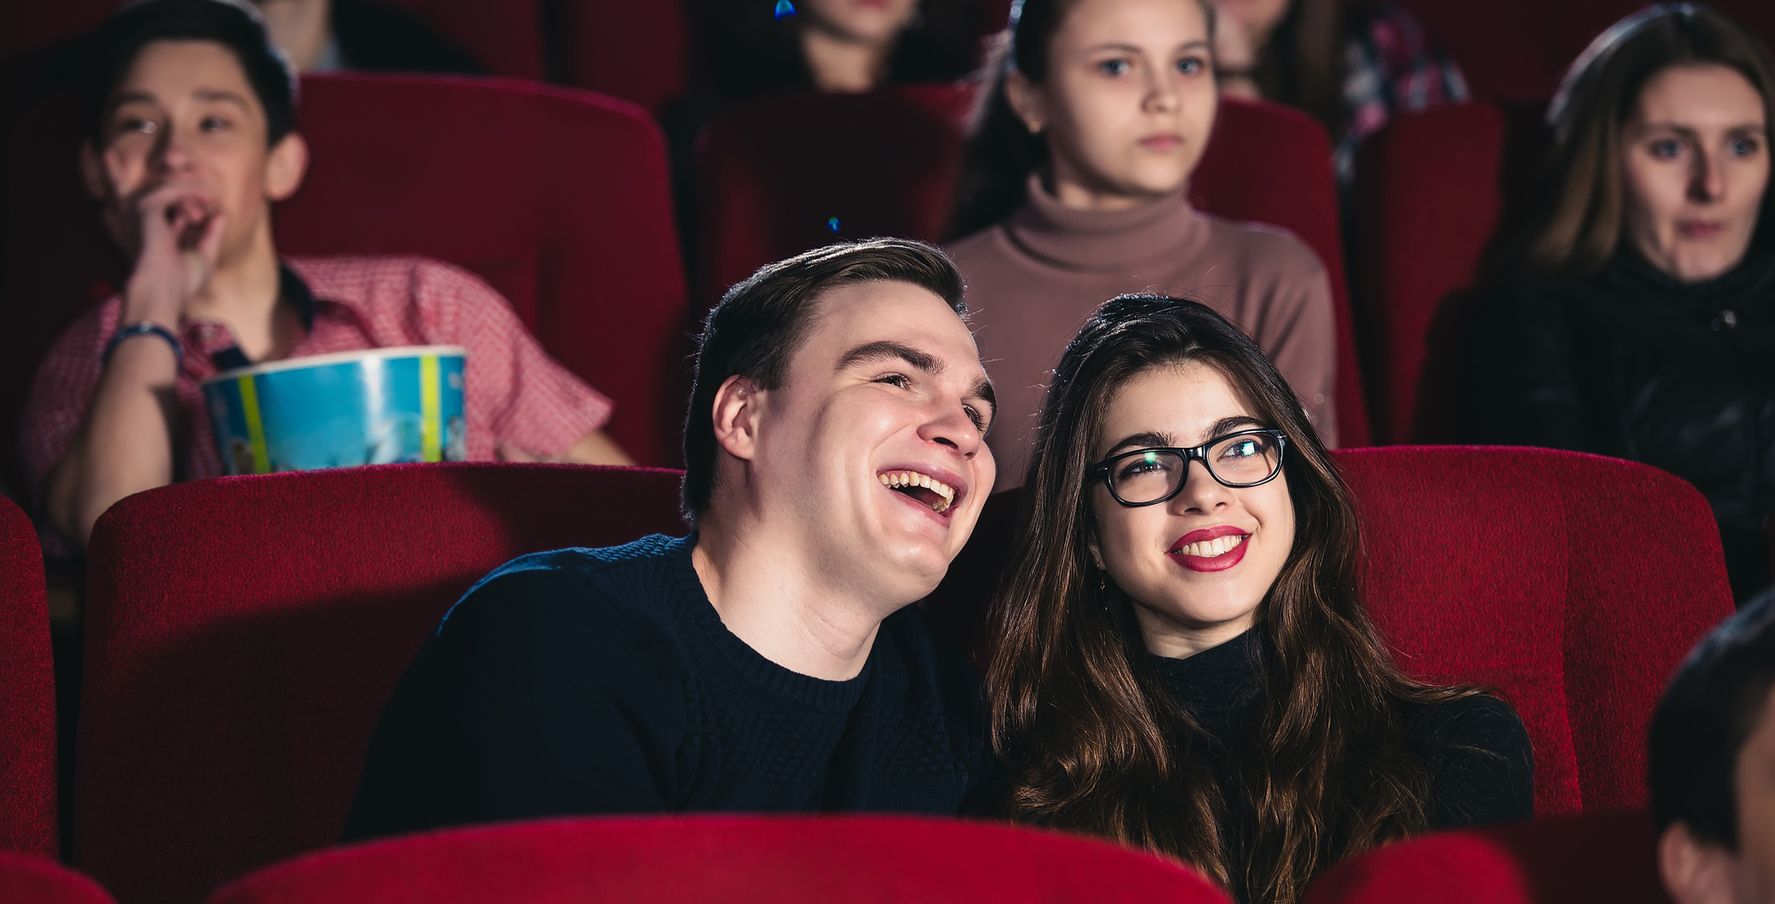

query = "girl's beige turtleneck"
(947, 176), (1339, 487)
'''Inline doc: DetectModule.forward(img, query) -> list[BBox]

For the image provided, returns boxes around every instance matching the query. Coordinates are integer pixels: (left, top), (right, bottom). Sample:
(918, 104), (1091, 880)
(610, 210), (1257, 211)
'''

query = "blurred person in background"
(1464, 4), (1775, 601)
(1204, 0), (1467, 182)
(946, 0), (1338, 485)
(21, 0), (627, 550)
(250, 0), (482, 74)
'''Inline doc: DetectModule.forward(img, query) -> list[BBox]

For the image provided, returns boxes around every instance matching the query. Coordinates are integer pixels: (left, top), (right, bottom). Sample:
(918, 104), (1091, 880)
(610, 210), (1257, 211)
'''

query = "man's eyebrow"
(104, 92), (157, 114)
(835, 340), (940, 374)
(193, 89), (252, 109)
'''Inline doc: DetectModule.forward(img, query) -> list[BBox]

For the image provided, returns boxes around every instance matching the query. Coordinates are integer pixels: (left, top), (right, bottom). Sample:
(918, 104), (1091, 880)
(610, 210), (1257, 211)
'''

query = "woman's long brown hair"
(1497, 4), (1775, 280)
(984, 294), (1477, 904)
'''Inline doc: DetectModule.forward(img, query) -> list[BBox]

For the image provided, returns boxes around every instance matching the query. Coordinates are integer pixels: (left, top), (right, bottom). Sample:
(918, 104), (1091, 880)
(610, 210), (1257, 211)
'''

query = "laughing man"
(346, 238), (999, 837)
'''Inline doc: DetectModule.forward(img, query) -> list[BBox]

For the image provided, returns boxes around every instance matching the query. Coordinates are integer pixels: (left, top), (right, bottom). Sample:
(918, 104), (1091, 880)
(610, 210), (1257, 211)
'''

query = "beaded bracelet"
(103, 321), (184, 370)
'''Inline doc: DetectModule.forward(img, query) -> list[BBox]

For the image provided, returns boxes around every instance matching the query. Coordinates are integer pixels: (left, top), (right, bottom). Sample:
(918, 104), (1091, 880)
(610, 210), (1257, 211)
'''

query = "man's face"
(90, 39), (297, 266)
(743, 280), (996, 608)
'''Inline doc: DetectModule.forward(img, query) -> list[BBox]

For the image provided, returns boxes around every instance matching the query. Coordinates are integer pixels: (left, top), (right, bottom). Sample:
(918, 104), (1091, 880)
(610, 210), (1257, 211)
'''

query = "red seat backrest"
(364, 0), (545, 79)
(0, 496), (56, 858)
(1349, 101), (1547, 443)
(693, 84), (976, 303)
(1301, 810), (1670, 904)
(694, 91), (1369, 445)
(556, 0), (690, 112)
(75, 464), (688, 904)
(1392, 0), (1775, 101)
(0, 853), (114, 904)
(923, 446), (1735, 815)
(1189, 98), (1369, 446)
(2, 75), (690, 469)
(205, 815), (1234, 904)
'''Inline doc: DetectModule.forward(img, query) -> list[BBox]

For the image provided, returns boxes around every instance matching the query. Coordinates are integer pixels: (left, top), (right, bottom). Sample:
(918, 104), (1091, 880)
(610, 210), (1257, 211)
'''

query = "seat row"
(8, 0), (1775, 111)
(0, 446), (1736, 901)
(4, 73), (1384, 486)
(0, 810), (1677, 904)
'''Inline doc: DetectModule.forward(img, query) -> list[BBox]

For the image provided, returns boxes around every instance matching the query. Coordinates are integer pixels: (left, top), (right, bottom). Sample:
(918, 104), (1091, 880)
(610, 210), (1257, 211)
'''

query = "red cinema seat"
(1189, 98), (1369, 446)
(205, 816), (1234, 904)
(694, 92), (1368, 444)
(1349, 101), (1547, 443)
(75, 464), (688, 904)
(364, 0), (545, 79)
(1301, 811), (1670, 904)
(693, 84), (976, 304)
(557, 0), (690, 112)
(0, 854), (113, 904)
(2, 75), (690, 470)
(0, 496), (56, 858)
(924, 447), (1736, 815)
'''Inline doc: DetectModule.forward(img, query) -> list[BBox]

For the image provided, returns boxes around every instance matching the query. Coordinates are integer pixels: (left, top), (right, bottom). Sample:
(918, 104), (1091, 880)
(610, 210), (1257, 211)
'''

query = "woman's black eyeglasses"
(1089, 428), (1288, 507)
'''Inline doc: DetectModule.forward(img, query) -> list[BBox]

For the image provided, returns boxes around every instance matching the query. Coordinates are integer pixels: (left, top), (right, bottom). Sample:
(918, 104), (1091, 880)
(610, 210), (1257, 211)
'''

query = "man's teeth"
(877, 470), (957, 513)
(1175, 535), (1247, 558)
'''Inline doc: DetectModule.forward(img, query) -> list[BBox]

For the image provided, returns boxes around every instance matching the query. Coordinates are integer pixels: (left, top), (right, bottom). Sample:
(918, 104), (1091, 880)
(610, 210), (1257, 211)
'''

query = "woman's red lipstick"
(1167, 525), (1250, 573)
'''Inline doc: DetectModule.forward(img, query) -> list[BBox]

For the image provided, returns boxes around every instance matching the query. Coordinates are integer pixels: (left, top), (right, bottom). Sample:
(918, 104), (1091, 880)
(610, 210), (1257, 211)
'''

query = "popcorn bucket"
(202, 346), (467, 475)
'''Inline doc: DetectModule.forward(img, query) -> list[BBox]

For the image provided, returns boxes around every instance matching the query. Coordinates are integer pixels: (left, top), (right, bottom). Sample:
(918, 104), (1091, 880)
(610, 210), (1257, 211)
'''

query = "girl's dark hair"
(1247, 0), (1346, 134)
(984, 294), (1480, 904)
(947, 0), (1215, 240)
(83, 0), (299, 147)
(1499, 4), (1775, 280)
(693, 0), (986, 103)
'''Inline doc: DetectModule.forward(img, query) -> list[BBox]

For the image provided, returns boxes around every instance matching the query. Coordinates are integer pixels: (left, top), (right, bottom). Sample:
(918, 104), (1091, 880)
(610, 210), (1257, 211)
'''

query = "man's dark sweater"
(344, 534), (987, 841)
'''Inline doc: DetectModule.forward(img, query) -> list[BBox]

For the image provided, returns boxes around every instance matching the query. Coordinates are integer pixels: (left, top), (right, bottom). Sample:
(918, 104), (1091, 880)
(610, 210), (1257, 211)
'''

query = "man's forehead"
(800, 281), (978, 358)
(116, 39), (259, 98)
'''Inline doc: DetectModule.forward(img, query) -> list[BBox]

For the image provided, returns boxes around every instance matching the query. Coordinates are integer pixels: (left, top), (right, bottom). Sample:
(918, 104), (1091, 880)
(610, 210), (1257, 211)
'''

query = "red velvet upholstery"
(0, 854), (114, 904)
(3, 75), (690, 470)
(694, 92), (1368, 444)
(923, 446), (1736, 815)
(1392, 0), (1775, 101)
(1301, 811), (1670, 904)
(693, 84), (976, 303)
(0, 0), (541, 77)
(76, 464), (688, 904)
(0, 496), (56, 858)
(1188, 98), (1369, 446)
(367, 0), (545, 79)
(206, 816), (1233, 904)
(1348, 101), (1547, 442)
(556, 0), (689, 111)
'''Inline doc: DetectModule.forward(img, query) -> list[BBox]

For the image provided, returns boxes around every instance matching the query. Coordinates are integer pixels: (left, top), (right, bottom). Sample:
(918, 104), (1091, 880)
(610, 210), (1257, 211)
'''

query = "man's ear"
(710, 375), (764, 464)
(1004, 68), (1048, 135)
(264, 131), (309, 201)
(1659, 822), (1735, 904)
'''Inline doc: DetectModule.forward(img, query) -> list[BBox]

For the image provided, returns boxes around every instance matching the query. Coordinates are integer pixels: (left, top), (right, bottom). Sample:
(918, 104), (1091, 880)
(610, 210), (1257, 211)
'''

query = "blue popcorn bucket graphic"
(202, 346), (468, 475)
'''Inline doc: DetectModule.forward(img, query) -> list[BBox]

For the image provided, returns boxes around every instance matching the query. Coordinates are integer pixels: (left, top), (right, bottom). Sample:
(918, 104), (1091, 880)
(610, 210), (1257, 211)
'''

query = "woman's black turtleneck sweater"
(1149, 629), (1534, 901)
(1463, 242), (1775, 600)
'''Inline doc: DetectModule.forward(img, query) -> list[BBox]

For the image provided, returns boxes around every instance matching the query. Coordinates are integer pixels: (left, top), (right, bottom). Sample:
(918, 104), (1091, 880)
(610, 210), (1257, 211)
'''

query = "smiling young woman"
(984, 294), (1533, 904)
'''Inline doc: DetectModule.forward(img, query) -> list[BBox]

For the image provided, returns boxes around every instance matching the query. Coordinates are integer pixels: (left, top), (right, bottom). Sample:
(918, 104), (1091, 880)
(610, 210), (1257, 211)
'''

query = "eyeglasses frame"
(1088, 428), (1290, 508)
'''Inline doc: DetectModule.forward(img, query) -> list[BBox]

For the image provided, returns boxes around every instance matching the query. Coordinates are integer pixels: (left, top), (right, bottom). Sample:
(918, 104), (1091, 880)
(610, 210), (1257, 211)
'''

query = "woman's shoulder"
(1409, 693), (1529, 754)
(1406, 692), (1536, 827)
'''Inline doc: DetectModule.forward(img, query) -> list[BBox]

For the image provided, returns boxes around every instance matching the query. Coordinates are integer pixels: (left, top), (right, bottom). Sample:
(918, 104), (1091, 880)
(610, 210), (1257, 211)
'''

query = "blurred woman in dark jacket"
(1466, 4), (1775, 600)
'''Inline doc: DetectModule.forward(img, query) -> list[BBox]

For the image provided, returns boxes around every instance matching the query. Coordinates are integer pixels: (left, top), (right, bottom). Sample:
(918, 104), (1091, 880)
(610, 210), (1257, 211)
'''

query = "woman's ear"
(1005, 69), (1048, 134)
